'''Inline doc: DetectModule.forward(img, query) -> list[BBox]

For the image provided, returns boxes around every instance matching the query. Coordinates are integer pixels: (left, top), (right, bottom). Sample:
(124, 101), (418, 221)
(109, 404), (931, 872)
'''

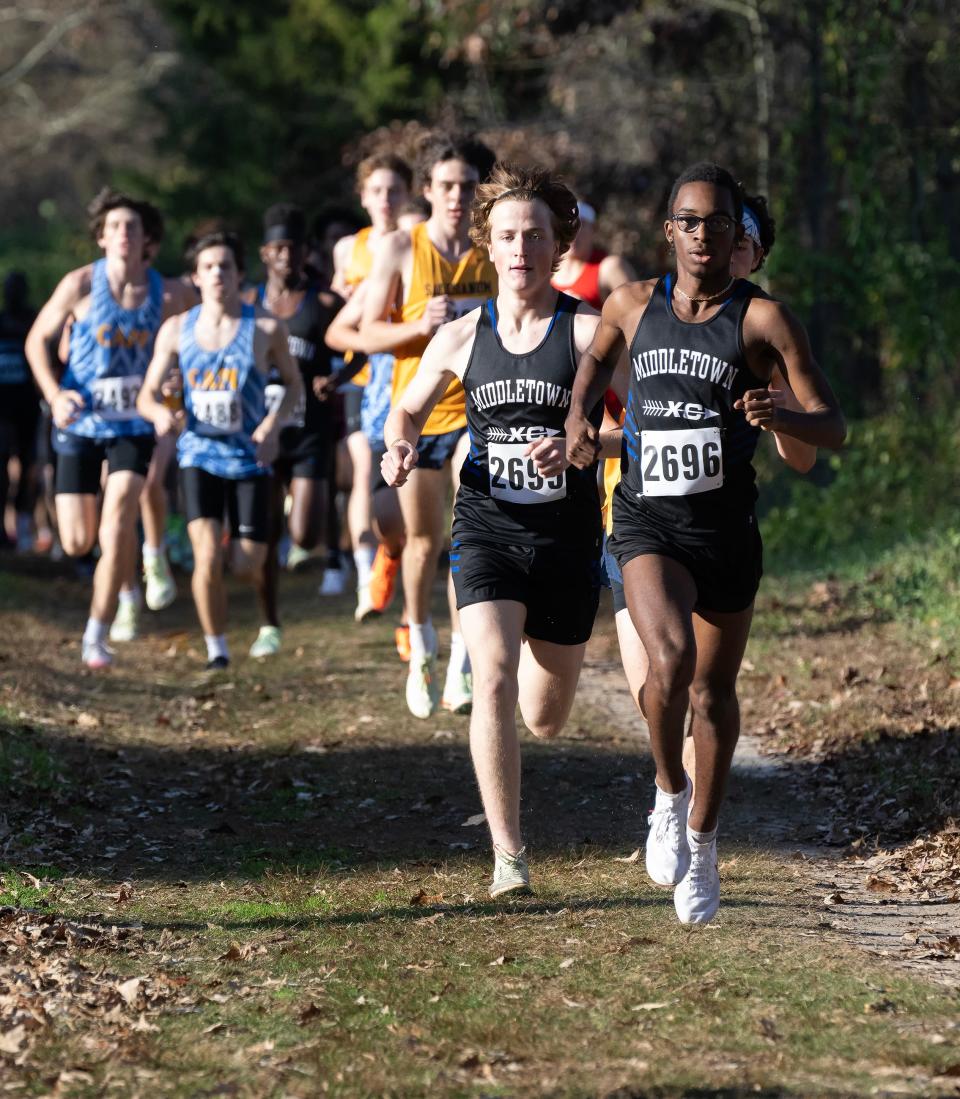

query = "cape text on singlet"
(632, 347), (738, 391)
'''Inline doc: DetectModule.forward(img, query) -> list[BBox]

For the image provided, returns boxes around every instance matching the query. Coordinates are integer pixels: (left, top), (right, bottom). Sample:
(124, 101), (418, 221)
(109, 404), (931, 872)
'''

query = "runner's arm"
(598, 405), (623, 459)
(565, 286), (631, 467)
(330, 234), (355, 298)
(259, 318), (303, 436)
(358, 231), (449, 352)
(740, 298), (846, 450)
(325, 282), (367, 355)
(25, 269), (89, 426)
(769, 366), (817, 473)
(380, 315), (473, 487)
(137, 316), (183, 436)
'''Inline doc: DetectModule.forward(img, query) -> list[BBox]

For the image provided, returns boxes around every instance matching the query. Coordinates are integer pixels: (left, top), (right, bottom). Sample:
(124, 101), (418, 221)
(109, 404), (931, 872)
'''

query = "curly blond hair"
(470, 163), (580, 271)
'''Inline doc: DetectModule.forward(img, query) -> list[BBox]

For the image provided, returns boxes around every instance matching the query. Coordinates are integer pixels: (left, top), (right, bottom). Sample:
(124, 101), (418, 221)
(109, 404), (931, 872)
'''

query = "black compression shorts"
(181, 465), (271, 544)
(274, 426), (333, 482)
(451, 538), (601, 646)
(53, 431), (154, 495)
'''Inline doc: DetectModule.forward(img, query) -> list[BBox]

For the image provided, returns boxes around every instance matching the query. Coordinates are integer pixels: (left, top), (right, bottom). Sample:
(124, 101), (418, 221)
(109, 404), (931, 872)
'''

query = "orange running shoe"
(395, 624), (411, 663)
(369, 545), (401, 613)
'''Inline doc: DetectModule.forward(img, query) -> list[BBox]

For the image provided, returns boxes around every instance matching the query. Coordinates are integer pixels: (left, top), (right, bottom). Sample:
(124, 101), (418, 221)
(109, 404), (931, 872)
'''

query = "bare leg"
(397, 465), (448, 628)
(255, 475), (286, 629)
(141, 433), (175, 550)
(459, 600), (527, 852)
(345, 432), (375, 556)
(517, 635), (588, 740)
(188, 518), (227, 636)
(89, 472), (144, 624)
(55, 493), (99, 558)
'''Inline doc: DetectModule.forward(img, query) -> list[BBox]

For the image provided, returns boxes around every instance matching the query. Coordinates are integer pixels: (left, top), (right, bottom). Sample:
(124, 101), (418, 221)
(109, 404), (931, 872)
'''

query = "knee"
(525, 715), (563, 741)
(473, 668), (519, 716)
(647, 639), (696, 699)
(405, 531), (437, 562)
(192, 541), (221, 580)
(232, 542), (266, 580)
(60, 528), (95, 557)
(289, 515), (320, 551)
(690, 680), (739, 727)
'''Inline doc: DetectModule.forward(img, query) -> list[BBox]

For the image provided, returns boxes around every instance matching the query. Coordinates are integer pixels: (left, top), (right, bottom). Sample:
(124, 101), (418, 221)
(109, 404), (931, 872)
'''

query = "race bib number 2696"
(639, 426), (723, 497)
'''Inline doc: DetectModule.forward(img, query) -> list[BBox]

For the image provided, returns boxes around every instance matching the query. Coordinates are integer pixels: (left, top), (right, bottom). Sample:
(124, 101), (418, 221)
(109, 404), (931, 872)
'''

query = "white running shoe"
(286, 544), (312, 571)
(645, 776), (692, 887)
(143, 554), (176, 611)
(354, 583), (378, 623)
(109, 598), (140, 643)
(441, 671), (473, 715)
(405, 653), (439, 719)
(490, 844), (531, 898)
(319, 565), (348, 596)
(249, 625), (282, 658)
(674, 831), (721, 924)
(82, 639), (113, 670)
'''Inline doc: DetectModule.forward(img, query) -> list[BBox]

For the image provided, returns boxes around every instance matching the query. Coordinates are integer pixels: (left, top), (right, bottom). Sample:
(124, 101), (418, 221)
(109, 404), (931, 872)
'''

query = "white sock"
(354, 544), (376, 587)
(118, 585), (141, 607)
(143, 542), (164, 563)
(205, 634), (229, 661)
(83, 618), (107, 645)
(688, 826), (717, 845)
(654, 779), (689, 805)
(409, 619), (437, 658)
(447, 631), (471, 675)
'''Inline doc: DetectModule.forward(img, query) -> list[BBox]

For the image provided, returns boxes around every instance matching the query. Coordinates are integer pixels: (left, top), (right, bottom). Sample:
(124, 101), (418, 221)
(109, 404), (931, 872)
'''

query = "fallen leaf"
(76, 711), (101, 729)
(558, 958), (576, 969)
(0, 1025), (28, 1054)
(631, 1002), (671, 1011)
(298, 1002), (324, 1025)
(488, 955), (512, 967)
(117, 978), (142, 1006)
(614, 849), (641, 864)
(461, 813), (486, 827)
(823, 891), (846, 905)
(409, 889), (444, 906)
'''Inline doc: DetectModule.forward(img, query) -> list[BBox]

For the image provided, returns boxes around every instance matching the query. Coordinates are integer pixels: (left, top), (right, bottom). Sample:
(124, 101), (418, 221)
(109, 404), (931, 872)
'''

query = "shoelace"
(686, 847), (717, 886)
(651, 803), (684, 846)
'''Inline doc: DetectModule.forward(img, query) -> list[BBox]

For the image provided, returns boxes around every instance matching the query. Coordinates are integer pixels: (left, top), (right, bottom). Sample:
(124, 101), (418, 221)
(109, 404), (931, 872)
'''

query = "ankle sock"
(409, 619), (437, 658)
(143, 542), (164, 564)
(354, 544), (376, 587)
(688, 826), (717, 845)
(205, 634), (229, 661)
(118, 586), (141, 607)
(446, 631), (470, 676)
(83, 618), (107, 645)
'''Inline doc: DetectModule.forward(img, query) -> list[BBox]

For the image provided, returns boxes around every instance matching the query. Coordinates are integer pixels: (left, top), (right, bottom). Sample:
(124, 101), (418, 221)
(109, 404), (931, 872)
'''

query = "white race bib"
(488, 441), (566, 504)
(192, 389), (241, 435)
(264, 383), (305, 429)
(89, 375), (142, 421)
(639, 426), (723, 497)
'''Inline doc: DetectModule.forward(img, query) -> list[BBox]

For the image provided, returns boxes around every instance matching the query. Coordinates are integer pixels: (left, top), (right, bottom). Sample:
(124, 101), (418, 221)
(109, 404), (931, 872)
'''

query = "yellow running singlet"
(392, 222), (498, 436)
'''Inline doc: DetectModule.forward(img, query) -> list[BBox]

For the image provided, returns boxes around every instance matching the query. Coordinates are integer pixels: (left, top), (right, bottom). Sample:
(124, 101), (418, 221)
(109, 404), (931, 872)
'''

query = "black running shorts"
(609, 499), (762, 615)
(451, 538), (601, 646)
(416, 426), (467, 471)
(53, 431), (154, 495)
(181, 465), (271, 544)
(273, 426), (332, 482)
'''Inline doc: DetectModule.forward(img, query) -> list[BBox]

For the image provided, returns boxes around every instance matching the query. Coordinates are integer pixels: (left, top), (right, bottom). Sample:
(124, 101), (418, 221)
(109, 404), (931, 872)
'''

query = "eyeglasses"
(671, 213), (736, 234)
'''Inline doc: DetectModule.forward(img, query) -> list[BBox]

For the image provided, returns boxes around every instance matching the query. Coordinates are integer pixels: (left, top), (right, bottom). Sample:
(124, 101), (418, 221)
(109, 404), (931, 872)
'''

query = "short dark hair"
(139, 201), (164, 246)
(263, 203), (306, 244)
(416, 131), (496, 191)
(740, 190), (776, 269)
(87, 187), (151, 242)
(667, 162), (743, 223)
(185, 222), (245, 273)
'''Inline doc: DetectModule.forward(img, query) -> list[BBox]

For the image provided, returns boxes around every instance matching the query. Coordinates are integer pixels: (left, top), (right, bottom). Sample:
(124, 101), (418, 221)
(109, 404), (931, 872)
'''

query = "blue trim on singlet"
(664, 273), (735, 319)
(623, 396), (641, 461)
(256, 283), (307, 318)
(485, 295), (562, 356)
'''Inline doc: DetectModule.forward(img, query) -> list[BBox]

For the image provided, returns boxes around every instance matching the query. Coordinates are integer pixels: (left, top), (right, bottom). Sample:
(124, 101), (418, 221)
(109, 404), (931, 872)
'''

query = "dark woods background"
(3, 0), (959, 573)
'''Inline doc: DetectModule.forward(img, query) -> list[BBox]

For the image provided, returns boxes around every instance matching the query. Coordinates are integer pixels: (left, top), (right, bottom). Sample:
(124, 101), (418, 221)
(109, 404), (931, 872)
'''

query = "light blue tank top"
(177, 304), (267, 479)
(60, 258), (163, 438)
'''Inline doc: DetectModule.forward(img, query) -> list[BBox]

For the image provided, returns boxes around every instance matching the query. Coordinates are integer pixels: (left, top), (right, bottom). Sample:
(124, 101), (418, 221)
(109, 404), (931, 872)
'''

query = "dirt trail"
(576, 650), (960, 990)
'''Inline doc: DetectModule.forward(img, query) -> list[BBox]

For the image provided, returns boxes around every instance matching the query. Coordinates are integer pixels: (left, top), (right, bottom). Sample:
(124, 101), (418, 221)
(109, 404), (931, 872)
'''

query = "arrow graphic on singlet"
(641, 401), (720, 420)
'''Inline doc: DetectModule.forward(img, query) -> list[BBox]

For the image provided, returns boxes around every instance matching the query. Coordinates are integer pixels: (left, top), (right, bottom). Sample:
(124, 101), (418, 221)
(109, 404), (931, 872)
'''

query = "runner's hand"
(564, 411), (600, 468)
(313, 375), (337, 401)
(252, 422), (279, 466)
(419, 296), (454, 337)
(381, 439), (418, 487)
(153, 406), (184, 438)
(735, 388), (782, 432)
(51, 389), (84, 429)
(526, 437), (568, 478)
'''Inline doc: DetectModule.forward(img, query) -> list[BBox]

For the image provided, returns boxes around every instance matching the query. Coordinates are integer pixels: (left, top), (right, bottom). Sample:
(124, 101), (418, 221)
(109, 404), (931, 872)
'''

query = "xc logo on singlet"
(486, 426), (560, 443)
(642, 401), (719, 422)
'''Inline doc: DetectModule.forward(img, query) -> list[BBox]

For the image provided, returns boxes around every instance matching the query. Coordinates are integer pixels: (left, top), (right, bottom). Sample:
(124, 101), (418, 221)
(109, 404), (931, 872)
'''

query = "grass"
(0, 557), (957, 1095)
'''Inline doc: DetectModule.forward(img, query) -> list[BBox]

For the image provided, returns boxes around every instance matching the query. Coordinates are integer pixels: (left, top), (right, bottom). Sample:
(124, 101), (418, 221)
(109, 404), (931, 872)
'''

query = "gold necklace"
(673, 277), (735, 304)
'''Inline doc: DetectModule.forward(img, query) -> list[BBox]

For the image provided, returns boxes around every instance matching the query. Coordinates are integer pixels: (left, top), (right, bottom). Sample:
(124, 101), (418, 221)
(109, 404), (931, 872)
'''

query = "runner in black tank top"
(566, 163), (845, 925)
(245, 203), (343, 658)
(381, 164), (604, 899)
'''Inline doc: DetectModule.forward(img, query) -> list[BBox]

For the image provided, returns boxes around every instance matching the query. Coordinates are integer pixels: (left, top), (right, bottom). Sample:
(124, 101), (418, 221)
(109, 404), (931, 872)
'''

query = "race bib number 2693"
(639, 426), (723, 497)
(488, 441), (566, 504)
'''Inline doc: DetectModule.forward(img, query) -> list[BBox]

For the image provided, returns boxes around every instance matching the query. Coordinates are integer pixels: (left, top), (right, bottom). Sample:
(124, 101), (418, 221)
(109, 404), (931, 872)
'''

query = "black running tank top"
(454, 292), (601, 549)
(620, 275), (767, 534)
